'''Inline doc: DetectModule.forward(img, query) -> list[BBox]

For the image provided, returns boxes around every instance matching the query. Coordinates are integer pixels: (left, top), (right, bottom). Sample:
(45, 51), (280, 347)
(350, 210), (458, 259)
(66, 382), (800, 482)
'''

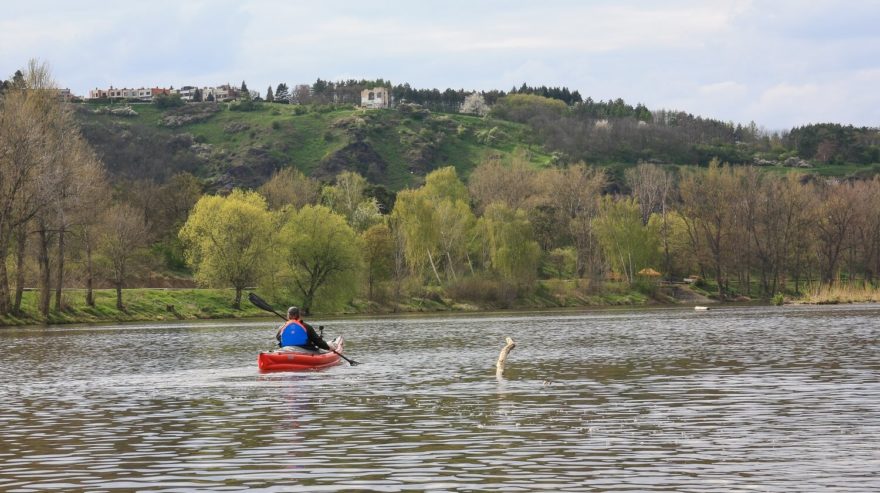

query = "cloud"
(2, 0), (878, 128)
(747, 69), (880, 128)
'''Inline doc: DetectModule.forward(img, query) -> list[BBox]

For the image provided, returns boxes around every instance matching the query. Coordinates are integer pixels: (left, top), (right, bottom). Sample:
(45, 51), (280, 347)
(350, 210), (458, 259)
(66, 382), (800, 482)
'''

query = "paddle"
(248, 292), (360, 366)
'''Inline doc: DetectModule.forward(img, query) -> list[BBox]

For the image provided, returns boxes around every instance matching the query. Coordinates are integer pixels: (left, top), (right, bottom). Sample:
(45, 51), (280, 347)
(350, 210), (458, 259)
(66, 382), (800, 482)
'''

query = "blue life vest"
(279, 320), (308, 347)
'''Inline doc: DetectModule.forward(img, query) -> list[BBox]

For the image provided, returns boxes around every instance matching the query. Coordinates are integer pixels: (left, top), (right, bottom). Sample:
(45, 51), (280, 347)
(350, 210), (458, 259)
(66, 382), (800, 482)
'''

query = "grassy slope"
(80, 102), (878, 189)
(0, 289), (269, 326)
(0, 281), (654, 327)
(80, 102), (553, 190)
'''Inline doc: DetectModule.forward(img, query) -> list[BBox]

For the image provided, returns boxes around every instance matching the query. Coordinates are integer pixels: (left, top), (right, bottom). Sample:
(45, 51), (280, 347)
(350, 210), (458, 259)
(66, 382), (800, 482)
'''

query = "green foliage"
(772, 293), (785, 306)
(542, 247), (577, 279)
(361, 223), (394, 301)
(445, 275), (517, 308)
(229, 98), (258, 112)
(594, 196), (660, 284)
(423, 166), (470, 203)
(787, 123), (880, 164)
(153, 93), (184, 109)
(0, 288), (269, 326)
(272, 205), (364, 313)
(490, 94), (568, 122)
(478, 203), (541, 284)
(391, 167), (475, 284)
(178, 190), (274, 307)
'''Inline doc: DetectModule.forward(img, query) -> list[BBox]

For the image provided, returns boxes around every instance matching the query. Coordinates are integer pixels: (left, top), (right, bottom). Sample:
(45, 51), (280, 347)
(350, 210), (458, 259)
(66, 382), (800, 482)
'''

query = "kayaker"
(275, 306), (331, 351)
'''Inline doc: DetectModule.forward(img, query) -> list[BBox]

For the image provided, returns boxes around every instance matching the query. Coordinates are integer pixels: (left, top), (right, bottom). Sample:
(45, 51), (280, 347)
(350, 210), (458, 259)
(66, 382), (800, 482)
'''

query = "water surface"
(1, 305), (878, 491)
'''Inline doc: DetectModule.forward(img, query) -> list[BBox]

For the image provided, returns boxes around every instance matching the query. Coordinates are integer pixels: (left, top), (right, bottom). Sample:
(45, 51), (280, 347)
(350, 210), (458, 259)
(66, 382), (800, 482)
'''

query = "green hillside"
(75, 101), (553, 190)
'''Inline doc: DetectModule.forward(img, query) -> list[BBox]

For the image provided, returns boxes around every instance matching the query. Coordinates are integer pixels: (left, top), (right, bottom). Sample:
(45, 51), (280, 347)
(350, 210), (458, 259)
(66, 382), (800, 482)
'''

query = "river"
(1, 304), (878, 491)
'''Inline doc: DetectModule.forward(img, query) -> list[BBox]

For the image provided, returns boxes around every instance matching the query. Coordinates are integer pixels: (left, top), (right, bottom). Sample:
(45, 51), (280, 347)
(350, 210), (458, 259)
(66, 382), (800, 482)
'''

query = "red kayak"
(257, 336), (344, 371)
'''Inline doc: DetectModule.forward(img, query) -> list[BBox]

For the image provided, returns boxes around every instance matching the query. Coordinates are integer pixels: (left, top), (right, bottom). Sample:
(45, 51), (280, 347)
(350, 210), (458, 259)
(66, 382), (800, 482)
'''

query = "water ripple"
(1, 304), (878, 491)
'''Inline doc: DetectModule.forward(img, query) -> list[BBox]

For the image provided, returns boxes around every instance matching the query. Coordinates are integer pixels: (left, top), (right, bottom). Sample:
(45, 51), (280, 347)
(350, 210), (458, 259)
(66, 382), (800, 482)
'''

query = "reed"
(800, 283), (880, 304)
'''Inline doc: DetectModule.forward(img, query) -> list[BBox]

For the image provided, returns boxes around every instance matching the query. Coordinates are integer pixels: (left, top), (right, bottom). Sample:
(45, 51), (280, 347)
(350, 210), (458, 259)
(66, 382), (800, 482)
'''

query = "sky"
(2, 0), (878, 130)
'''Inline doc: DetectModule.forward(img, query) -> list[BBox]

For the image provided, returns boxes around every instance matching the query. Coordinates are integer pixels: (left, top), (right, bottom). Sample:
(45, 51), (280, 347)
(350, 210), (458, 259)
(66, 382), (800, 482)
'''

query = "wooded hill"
(74, 100), (552, 196)
(74, 92), (880, 198)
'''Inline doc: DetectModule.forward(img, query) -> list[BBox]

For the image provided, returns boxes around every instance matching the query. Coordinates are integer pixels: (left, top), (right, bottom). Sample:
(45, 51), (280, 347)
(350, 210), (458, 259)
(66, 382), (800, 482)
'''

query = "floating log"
(496, 337), (517, 378)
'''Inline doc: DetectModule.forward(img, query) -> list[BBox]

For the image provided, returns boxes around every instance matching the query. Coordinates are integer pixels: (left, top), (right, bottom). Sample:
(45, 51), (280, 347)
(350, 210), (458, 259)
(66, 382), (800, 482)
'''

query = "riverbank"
(0, 289), (268, 326)
(0, 282), (667, 327)
(11, 281), (874, 327)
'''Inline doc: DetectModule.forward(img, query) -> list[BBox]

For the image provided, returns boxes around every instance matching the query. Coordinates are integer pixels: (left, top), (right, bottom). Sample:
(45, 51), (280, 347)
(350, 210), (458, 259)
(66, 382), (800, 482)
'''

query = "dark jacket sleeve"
(303, 321), (330, 350)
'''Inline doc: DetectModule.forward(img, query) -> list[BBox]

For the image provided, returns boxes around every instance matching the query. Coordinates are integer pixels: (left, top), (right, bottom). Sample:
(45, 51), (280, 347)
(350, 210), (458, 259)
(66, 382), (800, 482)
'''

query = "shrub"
(446, 276), (517, 308)
(153, 93), (184, 109)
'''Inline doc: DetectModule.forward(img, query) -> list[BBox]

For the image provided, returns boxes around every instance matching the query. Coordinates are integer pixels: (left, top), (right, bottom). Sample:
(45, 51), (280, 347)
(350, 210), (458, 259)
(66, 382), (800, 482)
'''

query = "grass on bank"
(0, 289), (269, 326)
(0, 278), (665, 327)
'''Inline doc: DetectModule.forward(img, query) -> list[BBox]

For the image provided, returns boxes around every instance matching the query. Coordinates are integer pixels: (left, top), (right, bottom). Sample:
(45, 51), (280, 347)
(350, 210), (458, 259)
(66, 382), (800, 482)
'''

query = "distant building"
(88, 86), (171, 101)
(176, 86), (199, 101)
(88, 83), (240, 102)
(176, 84), (239, 102)
(361, 87), (390, 109)
(52, 88), (73, 101)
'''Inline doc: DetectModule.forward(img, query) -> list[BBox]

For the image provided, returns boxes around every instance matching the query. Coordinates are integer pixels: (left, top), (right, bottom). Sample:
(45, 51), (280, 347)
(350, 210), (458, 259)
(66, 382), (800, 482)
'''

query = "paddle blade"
(248, 292), (287, 320)
(248, 292), (273, 312)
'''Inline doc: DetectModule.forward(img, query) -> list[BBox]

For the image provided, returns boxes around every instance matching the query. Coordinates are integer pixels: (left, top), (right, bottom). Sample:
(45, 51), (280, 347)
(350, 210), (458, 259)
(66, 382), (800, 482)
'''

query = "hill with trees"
(3, 63), (880, 325)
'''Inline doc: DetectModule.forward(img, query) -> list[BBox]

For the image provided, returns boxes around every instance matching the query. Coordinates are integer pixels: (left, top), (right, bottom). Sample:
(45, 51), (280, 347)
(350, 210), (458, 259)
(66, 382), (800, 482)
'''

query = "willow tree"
(391, 167), (475, 284)
(275, 205), (363, 314)
(179, 189), (273, 309)
(478, 203), (541, 285)
(594, 196), (660, 285)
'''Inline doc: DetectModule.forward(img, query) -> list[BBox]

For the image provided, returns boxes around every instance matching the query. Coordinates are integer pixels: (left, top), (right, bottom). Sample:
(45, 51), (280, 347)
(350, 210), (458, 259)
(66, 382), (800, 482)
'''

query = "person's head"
(287, 306), (300, 320)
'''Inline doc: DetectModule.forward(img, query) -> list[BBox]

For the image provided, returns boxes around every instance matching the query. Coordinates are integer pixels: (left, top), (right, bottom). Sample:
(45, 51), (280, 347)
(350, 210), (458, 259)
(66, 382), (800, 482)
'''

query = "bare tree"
(678, 160), (739, 297)
(626, 163), (675, 278)
(99, 204), (150, 310)
(852, 177), (880, 284)
(468, 151), (539, 215)
(815, 181), (859, 284)
(625, 163), (671, 226)
(258, 167), (321, 211)
(0, 60), (59, 315)
(537, 163), (606, 279)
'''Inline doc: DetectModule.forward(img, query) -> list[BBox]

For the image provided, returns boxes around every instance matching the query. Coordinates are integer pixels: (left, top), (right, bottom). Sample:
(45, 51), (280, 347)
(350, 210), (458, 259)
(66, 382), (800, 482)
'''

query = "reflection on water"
(1, 305), (878, 491)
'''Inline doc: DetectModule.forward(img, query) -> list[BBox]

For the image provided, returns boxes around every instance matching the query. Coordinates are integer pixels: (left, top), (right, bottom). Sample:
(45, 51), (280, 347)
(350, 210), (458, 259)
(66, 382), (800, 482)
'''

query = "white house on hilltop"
(361, 87), (390, 109)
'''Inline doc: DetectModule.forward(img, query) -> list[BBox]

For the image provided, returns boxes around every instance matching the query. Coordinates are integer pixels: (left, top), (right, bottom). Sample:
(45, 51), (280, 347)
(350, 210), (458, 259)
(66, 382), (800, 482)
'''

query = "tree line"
(258, 78), (878, 167)
(178, 157), (880, 314)
(4, 62), (880, 318)
(0, 61), (204, 317)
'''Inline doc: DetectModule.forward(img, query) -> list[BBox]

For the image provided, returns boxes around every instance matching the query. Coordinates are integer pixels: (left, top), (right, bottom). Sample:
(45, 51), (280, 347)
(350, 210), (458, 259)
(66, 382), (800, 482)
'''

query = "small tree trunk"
(13, 227), (27, 313)
(85, 241), (95, 307)
(234, 286), (242, 310)
(116, 284), (124, 311)
(427, 249), (442, 285)
(0, 239), (10, 316)
(38, 227), (51, 317)
(54, 229), (65, 311)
